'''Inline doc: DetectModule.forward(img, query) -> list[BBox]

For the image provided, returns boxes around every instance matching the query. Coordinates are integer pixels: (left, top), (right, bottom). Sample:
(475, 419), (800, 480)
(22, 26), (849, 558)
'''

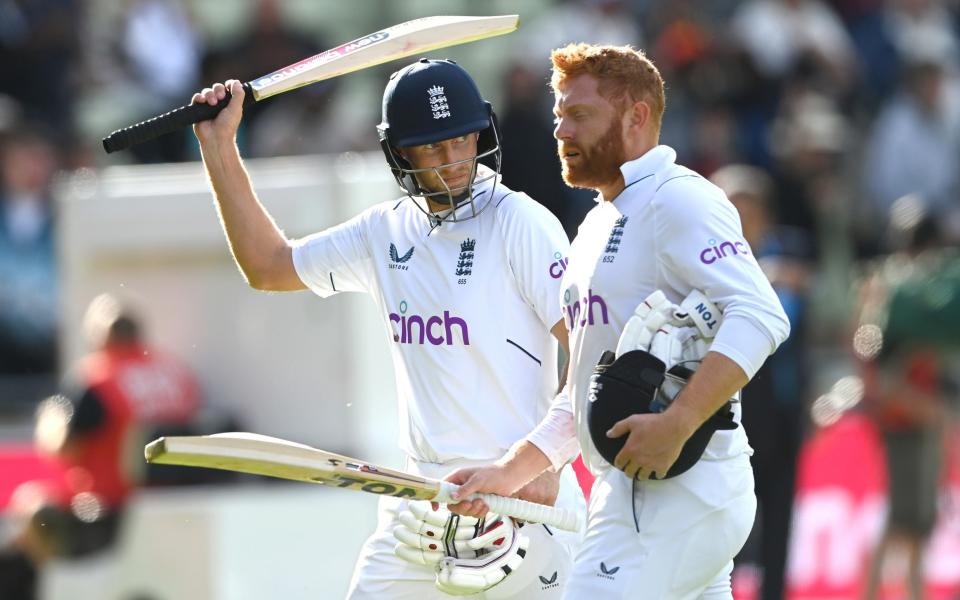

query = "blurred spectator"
(770, 92), (851, 253)
(0, 126), (59, 378)
(0, 0), (80, 143)
(516, 0), (642, 73)
(117, 0), (203, 163)
(245, 80), (363, 157)
(712, 164), (814, 600)
(853, 199), (954, 600)
(642, 0), (747, 168)
(498, 62), (591, 238)
(885, 0), (959, 73)
(731, 0), (858, 95)
(200, 0), (365, 157)
(0, 293), (207, 598)
(862, 53), (960, 244)
(828, 0), (900, 108)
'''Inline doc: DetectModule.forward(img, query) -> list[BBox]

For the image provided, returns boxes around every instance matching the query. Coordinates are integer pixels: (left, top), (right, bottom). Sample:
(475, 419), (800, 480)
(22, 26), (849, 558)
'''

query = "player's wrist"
(664, 400), (703, 440)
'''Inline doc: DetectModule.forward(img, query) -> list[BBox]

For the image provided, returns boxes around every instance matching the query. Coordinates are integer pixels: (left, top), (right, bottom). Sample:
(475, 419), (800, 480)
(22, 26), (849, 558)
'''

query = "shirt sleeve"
(525, 384), (579, 471)
(653, 176), (791, 379)
(291, 209), (377, 298)
(494, 193), (571, 329)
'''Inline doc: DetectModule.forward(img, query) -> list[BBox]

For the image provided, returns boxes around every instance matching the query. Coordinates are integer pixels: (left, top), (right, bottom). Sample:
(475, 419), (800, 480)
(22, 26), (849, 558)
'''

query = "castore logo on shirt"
(389, 243), (415, 270)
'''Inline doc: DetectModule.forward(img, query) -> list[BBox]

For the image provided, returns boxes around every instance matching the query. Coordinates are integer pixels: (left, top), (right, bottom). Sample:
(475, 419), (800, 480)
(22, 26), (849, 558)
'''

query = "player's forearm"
(525, 384), (578, 470)
(494, 440), (553, 492)
(669, 351), (748, 436)
(200, 140), (297, 291)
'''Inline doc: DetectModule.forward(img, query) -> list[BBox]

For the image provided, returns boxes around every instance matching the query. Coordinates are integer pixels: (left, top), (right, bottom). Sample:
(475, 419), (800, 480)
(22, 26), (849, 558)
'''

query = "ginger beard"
(558, 113), (627, 191)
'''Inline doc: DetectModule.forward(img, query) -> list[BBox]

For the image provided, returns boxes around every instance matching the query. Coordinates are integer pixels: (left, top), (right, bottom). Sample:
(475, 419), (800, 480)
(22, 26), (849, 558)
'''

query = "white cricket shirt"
(561, 146), (791, 473)
(292, 176), (571, 464)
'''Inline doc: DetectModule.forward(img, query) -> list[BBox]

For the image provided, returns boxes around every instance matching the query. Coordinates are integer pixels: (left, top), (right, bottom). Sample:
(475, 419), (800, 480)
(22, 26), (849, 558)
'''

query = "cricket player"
(447, 44), (791, 599)
(190, 58), (584, 598)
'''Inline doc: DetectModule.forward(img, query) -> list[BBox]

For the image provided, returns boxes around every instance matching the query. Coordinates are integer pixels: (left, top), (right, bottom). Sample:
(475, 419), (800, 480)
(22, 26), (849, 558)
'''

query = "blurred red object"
(0, 443), (68, 512)
(571, 454), (594, 501)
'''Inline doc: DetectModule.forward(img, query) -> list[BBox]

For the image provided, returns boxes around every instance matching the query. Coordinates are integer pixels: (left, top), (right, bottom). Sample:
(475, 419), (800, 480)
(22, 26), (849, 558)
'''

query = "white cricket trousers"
(346, 457), (586, 599)
(563, 453), (755, 600)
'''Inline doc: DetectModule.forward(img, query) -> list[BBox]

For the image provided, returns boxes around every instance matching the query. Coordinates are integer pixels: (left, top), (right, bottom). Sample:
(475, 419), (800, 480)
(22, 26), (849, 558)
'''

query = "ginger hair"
(550, 43), (665, 137)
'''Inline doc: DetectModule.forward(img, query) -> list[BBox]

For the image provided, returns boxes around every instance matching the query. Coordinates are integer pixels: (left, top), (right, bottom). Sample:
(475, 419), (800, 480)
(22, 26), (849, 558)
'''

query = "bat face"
(144, 432), (583, 532)
(314, 456), (435, 499)
(145, 433), (441, 500)
(249, 30), (392, 94)
(248, 14), (519, 100)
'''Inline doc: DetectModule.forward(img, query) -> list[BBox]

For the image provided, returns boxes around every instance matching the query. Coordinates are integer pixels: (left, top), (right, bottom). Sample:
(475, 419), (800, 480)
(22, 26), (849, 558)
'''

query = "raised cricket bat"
(102, 14), (519, 153)
(145, 432), (581, 532)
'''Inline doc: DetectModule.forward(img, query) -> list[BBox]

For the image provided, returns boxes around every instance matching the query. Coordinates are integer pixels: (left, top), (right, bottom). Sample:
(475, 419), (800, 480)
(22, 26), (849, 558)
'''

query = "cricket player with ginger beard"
(190, 58), (584, 598)
(447, 44), (791, 599)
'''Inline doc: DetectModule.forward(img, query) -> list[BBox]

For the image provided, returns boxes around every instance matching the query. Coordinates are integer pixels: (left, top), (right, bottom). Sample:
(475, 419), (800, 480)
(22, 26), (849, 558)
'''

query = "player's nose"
(554, 117), (573, 141)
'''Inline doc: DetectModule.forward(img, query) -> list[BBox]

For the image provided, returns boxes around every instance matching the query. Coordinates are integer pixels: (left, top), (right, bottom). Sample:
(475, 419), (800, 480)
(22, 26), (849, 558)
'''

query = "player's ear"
(628, 99), (651, 131)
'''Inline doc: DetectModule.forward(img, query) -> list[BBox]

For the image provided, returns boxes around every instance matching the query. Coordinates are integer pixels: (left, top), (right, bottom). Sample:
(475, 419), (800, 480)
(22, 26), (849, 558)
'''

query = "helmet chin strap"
(411, 158), (497, 228)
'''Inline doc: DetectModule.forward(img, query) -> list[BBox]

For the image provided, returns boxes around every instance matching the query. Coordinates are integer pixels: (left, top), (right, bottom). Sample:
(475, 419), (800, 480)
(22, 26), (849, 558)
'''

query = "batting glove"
(393, 500), (487, 567)
(435, 515), (529, 596)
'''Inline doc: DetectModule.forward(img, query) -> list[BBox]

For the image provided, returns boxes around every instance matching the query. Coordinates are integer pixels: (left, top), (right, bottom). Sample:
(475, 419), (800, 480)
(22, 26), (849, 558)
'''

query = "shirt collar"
(620, 145), (677, 187)
(593, 145), (676, 204)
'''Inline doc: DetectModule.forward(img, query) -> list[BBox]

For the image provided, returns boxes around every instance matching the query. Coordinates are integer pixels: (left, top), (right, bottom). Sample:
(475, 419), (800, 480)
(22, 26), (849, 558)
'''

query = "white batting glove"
(435, 515), (529, 596)
(614, 290), (672, 357)
(616, 290), (723, 411)
(393, 501), (486, 567)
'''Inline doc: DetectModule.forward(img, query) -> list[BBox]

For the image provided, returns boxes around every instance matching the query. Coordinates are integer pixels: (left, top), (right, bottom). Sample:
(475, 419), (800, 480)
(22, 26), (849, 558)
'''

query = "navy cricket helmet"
(377, 59), (502, 223)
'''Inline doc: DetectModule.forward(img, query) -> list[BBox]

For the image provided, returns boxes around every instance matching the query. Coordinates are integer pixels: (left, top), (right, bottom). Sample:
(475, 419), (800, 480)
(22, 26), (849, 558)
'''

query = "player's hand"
(444, 465), (524, 519)
(607, 405), (698, 480)
(513, 469), (560, 507)
(191, 79), (245, 146)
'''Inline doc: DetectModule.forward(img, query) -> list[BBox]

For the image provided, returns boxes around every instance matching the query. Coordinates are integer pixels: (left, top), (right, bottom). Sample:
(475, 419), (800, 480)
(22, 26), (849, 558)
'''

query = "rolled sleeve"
(525, 386), (579, 471)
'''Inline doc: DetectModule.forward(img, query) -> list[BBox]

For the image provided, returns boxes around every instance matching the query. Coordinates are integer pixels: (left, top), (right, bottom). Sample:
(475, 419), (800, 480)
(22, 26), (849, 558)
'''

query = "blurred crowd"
(1, 0), (959, 598)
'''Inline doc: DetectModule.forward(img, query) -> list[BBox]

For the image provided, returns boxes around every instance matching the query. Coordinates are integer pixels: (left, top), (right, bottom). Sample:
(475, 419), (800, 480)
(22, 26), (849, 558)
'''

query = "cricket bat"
(145, 432), (581, 532)
(102, 14), (519, 153)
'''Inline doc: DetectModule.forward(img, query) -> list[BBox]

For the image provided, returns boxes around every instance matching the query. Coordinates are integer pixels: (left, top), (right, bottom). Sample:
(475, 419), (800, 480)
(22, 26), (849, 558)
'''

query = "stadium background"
(0, 0), (958, 598)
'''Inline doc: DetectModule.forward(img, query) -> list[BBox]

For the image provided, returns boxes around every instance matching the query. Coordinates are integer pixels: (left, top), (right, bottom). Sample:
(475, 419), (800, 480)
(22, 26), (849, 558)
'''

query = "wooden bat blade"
(146, 433), (583, 532)
(146, 433), (440, 500)
(250, 14), (520, 100)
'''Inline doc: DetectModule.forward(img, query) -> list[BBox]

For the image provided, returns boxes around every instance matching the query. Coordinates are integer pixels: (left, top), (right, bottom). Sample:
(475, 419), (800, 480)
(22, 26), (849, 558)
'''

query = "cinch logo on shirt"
(563, 288), (610, 331)
(549, 251), (569, 279)
(389, 300), (470, 345)
(699, 238), (750, 265)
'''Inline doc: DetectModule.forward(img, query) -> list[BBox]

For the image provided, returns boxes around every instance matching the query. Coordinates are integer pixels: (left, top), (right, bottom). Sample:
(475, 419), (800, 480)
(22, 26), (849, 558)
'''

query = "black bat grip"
(102, 83), (255, 153)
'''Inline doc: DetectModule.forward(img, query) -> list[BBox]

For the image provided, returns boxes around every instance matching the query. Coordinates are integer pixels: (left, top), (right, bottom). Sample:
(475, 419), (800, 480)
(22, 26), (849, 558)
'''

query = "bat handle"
(438, 482), (582, 533)
(102, 82), (255, 154)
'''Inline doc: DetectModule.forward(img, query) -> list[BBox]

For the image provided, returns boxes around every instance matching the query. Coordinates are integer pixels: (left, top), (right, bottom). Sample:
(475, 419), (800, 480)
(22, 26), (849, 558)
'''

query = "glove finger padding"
(435, 517), (529, 596)
(394, 501), (485, 567)
(614, 290), (671, 357)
